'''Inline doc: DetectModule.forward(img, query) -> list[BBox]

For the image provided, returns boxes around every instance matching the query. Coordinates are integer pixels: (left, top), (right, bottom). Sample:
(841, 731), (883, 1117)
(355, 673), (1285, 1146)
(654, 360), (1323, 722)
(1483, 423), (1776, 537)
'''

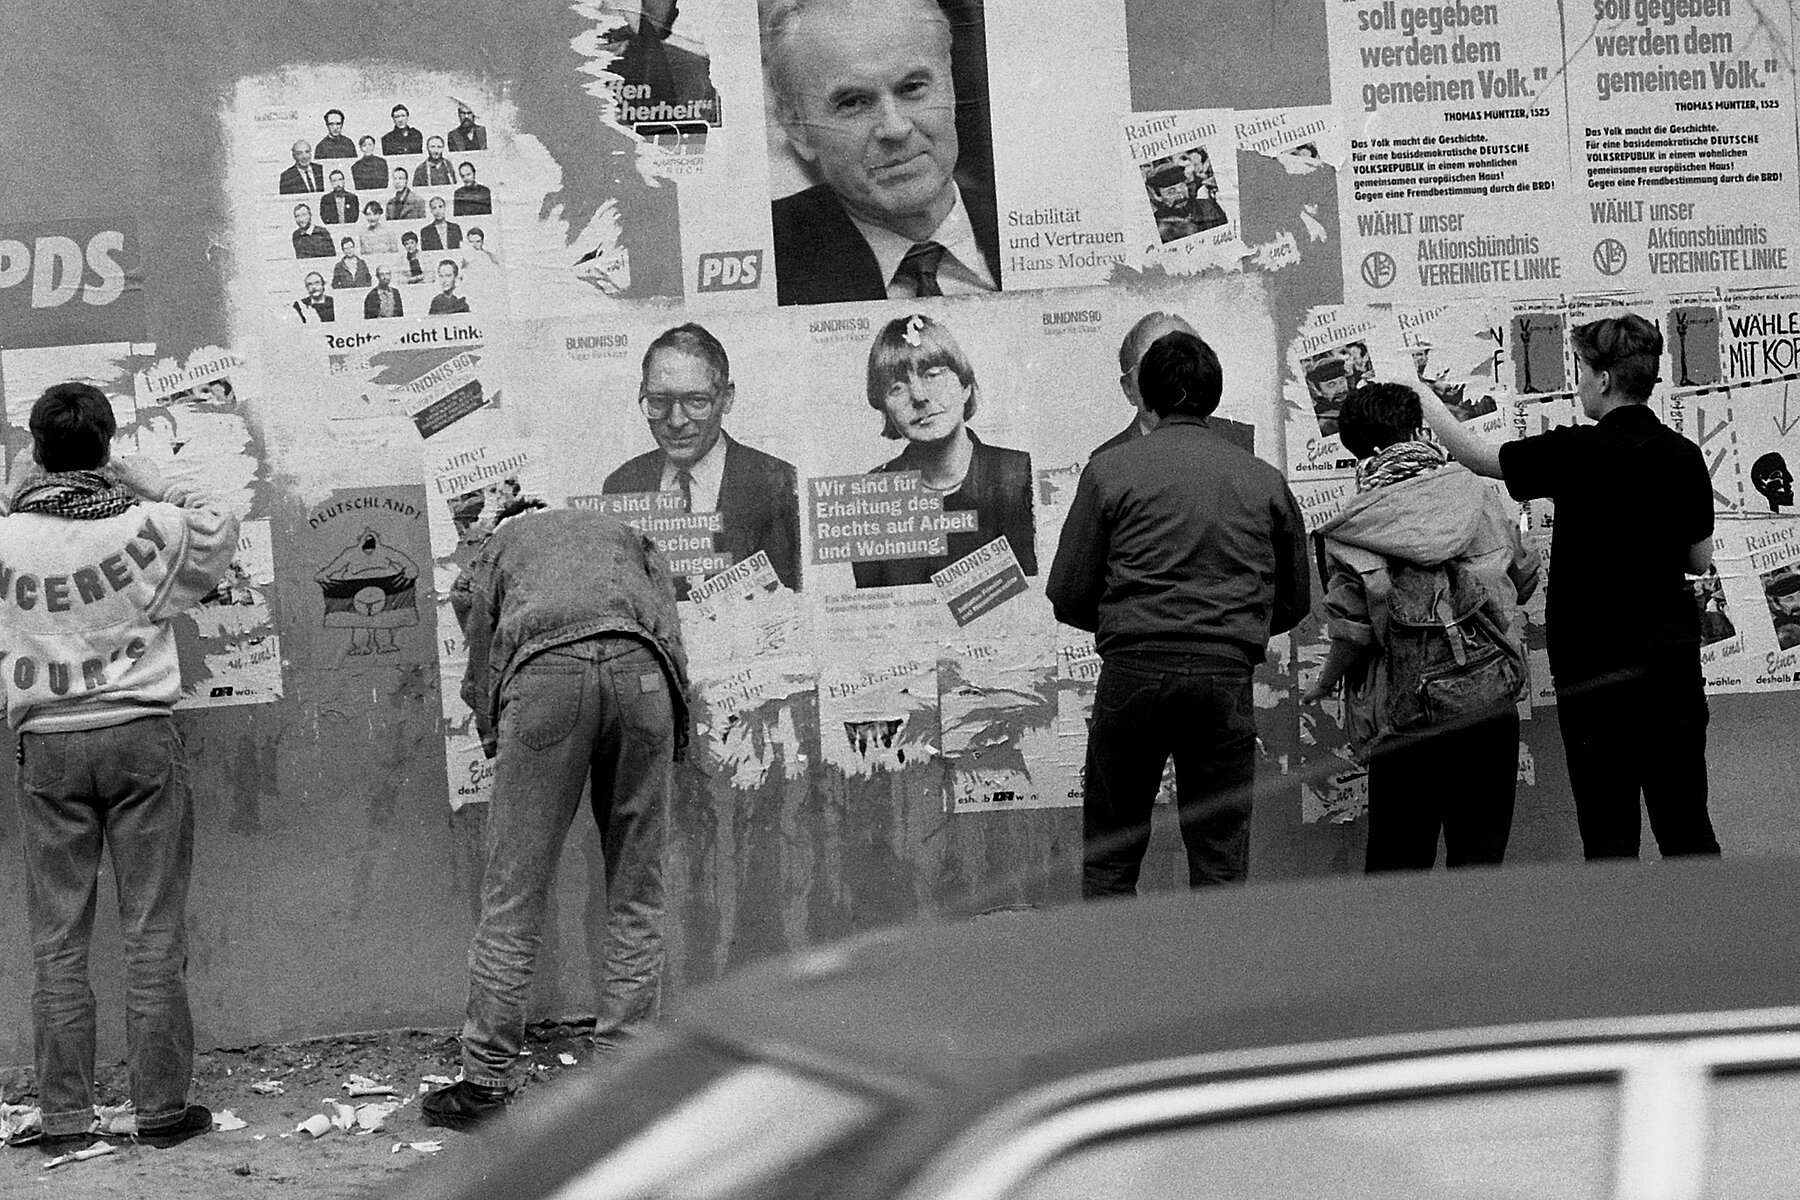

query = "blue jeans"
(461, 637), (674, 1089)
(1082, 652), (1257, 898)
(18, 716), (194, 1136)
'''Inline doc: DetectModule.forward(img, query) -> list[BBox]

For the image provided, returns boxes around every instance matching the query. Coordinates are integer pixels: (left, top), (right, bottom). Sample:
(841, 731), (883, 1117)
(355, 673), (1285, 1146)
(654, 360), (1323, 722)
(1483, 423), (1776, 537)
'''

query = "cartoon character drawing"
(314, 527), (419, 655)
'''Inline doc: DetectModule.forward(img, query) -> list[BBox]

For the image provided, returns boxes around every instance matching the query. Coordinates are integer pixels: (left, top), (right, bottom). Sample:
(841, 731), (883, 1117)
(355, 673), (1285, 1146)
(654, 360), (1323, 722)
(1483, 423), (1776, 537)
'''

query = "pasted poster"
(940, 634), (1058, 813)
(0, 219), (146, 352)
(423, 436), (556, 809)
(179, 520), (281, 707)
(1565, 1), (1800, 292)
(1708, 517), (1800, 692)
(815, 649), (940, 778)
(1284, 304), (1383, 481)
(0, 341), (140, 469)
(300, 488), (429, 669)
(985, 0), (1133, 291)
(558, 0), (740, 309)
(129, 349), (281, 707)
(321, 319), (501, 444)
(231, 73), (510, 333)
(683, 596), (814, 793)
(514, 307), (806, 602)
(1116, 109), (1246, 275)
(1327, 0), (1572, 302)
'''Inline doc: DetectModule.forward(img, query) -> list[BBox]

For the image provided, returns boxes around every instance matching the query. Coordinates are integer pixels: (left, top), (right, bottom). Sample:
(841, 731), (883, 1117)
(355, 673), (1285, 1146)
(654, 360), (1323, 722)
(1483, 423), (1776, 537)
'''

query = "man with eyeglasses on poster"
(601, 323), (801, 598)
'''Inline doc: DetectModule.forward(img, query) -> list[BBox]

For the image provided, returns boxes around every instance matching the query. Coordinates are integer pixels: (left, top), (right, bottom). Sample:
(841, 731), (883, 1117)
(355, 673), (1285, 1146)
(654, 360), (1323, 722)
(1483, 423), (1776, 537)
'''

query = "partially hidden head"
(1118, 311), (1197, 418)
(1337, 381), (1424, 459)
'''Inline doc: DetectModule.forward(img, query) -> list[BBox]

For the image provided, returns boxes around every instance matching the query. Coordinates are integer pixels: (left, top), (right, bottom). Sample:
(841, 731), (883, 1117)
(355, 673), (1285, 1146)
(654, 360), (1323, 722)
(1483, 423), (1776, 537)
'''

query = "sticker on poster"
(178, 519), (283, 708)
(1118, 109), (1246, 273)
(941, 638), (1055, 813)
(299, 488), (430, 667)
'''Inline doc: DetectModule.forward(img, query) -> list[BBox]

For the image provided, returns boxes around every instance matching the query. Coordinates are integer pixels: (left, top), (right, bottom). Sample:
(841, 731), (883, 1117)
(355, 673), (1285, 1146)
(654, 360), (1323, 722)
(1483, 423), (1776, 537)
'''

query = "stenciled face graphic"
(880, 362), (969, 445)
(640, 346), (733, 469)
(781, 0), (959, 236)
(1755, 459), (1795, 509)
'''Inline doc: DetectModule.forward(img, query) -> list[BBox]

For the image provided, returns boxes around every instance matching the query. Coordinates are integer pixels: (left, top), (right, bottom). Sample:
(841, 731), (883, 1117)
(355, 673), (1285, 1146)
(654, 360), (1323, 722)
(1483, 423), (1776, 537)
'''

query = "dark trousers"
(19, 716), (194, 1137)
(1083, 652), (1256, 898)
(1365, 711), (1519, 873)
(1555, 653), (1719, 860)
(461, 637), (673, 1088)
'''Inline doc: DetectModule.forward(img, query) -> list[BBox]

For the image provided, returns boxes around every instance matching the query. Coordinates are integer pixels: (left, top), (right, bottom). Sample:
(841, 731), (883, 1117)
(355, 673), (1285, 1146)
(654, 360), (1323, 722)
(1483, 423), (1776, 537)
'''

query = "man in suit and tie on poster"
(316, 109), (357, 159)
(420, 197), (462, 251)
(761, 0), (1001, 307)
(1094, 312), (1255, 459)
(279, 139), (324, 194)
(319, 170), (360, 224)
(602, 323), (802, 596)
(383, 103), (423, 156)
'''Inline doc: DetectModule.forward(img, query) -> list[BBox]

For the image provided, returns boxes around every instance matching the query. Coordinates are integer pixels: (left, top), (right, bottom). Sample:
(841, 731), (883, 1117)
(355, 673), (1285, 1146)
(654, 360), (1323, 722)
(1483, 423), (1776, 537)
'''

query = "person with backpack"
(1415, 314), (1721, 861)
(1302, 383), (1539, 872)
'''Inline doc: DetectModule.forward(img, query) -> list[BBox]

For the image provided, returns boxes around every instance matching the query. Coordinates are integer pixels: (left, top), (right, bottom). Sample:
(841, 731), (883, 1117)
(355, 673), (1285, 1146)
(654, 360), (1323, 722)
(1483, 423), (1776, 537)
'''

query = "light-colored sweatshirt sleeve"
(146, 499), (242, 623)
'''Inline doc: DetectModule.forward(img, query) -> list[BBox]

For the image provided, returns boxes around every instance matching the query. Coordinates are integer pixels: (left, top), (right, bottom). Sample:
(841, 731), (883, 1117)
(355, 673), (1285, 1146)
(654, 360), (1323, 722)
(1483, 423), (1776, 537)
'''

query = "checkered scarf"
(1354, 440), (1446, 493)
(12, 471), (137, 520)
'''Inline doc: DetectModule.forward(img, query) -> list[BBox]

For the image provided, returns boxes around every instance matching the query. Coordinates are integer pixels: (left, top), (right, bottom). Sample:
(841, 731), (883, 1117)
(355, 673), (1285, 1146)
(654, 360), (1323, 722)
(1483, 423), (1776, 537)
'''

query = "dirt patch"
(1, 1023), (608, 1199)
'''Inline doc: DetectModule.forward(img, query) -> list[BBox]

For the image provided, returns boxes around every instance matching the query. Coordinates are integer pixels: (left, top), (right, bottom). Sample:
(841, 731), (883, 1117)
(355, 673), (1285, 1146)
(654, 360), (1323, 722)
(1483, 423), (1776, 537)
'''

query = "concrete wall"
(0, 0), (1796, 1071)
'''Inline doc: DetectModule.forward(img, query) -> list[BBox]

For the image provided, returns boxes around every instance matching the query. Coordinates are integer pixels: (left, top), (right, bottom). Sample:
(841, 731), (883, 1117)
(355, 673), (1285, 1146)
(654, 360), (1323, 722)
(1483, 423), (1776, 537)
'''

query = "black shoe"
(136, 1105), (212, 1148)
(421, 1080), (511, 1131)
(37, 1131), (95, 1159)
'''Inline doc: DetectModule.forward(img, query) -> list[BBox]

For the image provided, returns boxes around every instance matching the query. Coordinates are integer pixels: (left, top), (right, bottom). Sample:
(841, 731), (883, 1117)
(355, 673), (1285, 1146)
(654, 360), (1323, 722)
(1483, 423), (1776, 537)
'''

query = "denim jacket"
(453, 509), (691, 760)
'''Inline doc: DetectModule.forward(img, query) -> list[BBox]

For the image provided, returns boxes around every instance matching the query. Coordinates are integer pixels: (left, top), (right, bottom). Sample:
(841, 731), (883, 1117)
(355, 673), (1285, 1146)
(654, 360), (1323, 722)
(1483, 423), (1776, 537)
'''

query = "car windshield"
(542, 1062), (888, 1200)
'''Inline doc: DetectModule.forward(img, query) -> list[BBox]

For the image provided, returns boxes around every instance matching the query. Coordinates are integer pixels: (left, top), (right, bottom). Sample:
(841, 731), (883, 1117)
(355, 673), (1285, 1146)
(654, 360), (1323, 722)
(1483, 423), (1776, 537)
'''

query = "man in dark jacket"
(423, 500), (690, 1130)
(1048, 329), (1308, 897)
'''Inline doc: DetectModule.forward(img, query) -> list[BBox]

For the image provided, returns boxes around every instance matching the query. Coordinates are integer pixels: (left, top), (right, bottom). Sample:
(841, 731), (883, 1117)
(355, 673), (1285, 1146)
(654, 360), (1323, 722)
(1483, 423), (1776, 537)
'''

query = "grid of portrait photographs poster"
(256, 97), (502, 327)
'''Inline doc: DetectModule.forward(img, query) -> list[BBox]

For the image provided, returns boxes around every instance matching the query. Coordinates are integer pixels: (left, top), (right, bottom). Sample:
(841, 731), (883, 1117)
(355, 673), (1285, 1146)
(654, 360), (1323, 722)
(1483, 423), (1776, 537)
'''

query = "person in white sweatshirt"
(1, 382), (238, 1155)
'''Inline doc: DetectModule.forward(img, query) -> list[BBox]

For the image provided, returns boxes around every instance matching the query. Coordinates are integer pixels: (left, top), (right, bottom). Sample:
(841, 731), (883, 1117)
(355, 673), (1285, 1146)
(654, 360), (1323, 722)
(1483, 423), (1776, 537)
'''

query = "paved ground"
(0, 1024), (606, 1198)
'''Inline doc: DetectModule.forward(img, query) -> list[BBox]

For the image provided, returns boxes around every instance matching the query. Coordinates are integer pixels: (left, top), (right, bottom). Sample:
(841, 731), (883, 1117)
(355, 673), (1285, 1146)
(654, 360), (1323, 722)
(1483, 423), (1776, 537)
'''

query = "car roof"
(671, 857), (1800, 1096)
